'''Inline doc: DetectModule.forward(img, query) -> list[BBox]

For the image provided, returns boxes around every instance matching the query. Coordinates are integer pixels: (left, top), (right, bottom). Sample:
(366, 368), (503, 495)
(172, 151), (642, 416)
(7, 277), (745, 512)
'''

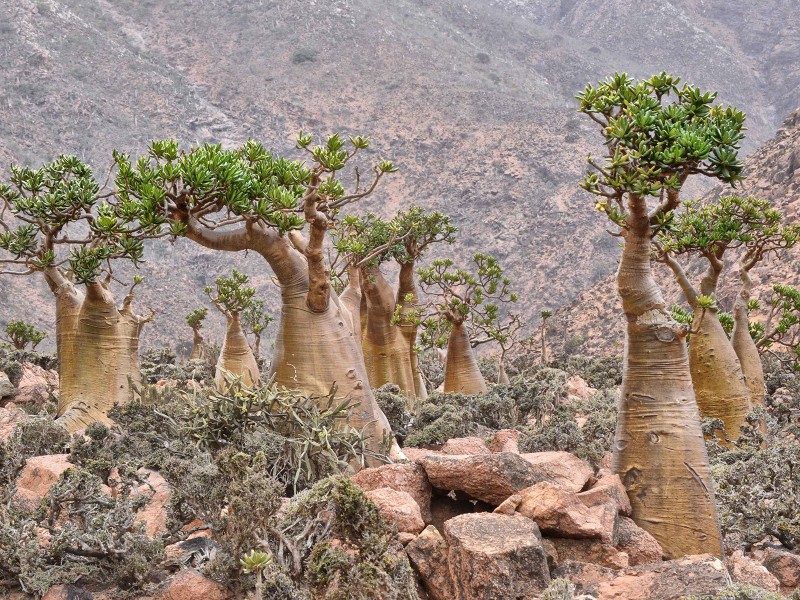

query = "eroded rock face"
(153, 568), (230, 600)
(444, 513), (551, 599)
(762, 547), (800, 589)
(418, 452), (550, 505)
(0, 403), (28, 441)
(351, 462), (433, 522)
(548, 537), (629, 569)
(365, 487), (425, 535)
(519, 451), (594, 492)
(13, 453), (73, 510)
(727, 549), (780, 591)
(578, 472), (632, 516)
(615, 516), (663, 566)
(405, 525), (455, 600)
(515, 481), (606, 539)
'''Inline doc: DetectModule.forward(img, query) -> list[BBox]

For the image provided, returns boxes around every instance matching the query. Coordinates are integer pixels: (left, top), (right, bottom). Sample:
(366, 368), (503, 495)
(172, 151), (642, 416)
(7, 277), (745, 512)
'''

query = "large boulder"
(577, 472), (632, 516)
(418, 452), (548, 505)
(762, 547), (800, 589)
(351, 462), (432, 522)
(444, 513), (551, 599)
(0, 371), (13, 398)
(519, 451), (593, 492)
(441, 436), (490, 456)
(0, 403), (29, 441)
(405, 525), (455, 600)
(487, 429), (519, 454)
(12, 362), (59, 405)
(365, 488), (425, 535)
(547, 537), (629, 569)
(556, 554), (729, 599)
(153, 569), (230, 600)
(615, 516), (663, 566)
(566, 374), (596, 401)
(136, 469), (171, 538)
(515, 481), (608, 540)
(727, 550), (780, 592)
(13, 454), (73, 510)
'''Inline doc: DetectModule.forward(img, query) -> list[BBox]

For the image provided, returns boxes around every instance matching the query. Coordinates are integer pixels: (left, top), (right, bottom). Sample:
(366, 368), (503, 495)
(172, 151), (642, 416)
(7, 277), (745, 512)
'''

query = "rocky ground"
(1, 347), (799, 599)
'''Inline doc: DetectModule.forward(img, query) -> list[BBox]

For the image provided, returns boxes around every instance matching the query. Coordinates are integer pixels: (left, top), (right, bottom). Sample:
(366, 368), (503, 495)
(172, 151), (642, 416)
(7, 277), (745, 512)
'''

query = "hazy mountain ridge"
(1, 0), (799, 353)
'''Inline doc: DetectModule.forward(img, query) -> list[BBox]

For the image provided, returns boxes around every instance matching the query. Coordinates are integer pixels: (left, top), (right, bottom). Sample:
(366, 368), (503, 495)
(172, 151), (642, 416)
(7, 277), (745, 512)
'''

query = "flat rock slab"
(444, 513), (551, 600)
(520, 451), (594, 492)
(418, 452), (548, 505)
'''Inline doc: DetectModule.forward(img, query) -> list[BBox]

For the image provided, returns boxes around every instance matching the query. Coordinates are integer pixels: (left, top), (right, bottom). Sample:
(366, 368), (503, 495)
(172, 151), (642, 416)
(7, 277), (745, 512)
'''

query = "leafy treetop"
(2, 319), (47, 351)
(205, 270), (258, 318)
(186, 307), (208, 331)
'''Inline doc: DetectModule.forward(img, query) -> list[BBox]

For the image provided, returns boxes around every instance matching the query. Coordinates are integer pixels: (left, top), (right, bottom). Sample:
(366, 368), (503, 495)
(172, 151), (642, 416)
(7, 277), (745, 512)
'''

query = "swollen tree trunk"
(397, 262), (427, 403)
(497, 354), (510, 384)
(339, 263), (364, 353)
(613, 197), (722, 559)
(360, 266), (416, 398)
(665, 257), (752, 441)
(190, 327), (205, 361)
(215, 312), (260, 389)
(731, 268), (766, 406)
(443, 321), (487, 394)
(50, 276), (148, 432)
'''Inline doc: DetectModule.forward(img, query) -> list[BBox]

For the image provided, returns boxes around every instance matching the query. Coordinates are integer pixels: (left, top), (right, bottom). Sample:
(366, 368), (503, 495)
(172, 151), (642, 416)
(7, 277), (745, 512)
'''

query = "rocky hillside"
(561, 106), (800, 355)
(1, 0), (800, 351)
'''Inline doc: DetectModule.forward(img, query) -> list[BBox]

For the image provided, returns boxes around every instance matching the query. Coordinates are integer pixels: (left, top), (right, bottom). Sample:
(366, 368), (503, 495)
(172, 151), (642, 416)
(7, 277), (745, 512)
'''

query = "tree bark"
(54, 279), (147, 432)
(613, 196), (722, 559)
(397, 261), (427, 403)
(731, 267), (766, 406)
(339, 263), (364, 350)
(360, 266), (416, 399)
(443, 321), (487, 394)
(215, 312), (260, 389)
(189, 327), (205, 361)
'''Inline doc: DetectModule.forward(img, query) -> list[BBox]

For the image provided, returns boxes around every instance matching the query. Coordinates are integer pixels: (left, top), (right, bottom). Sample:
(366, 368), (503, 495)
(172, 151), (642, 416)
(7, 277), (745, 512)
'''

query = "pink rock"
(728, 549), (780, 591)
(14, 454), (72, 510)
(136, 469), (171, 538)
(42, 585), (94, 599)
(566, 375), (596, 401)
(365, 487), (424, 535)
(444, 513), (551, 598)
(762, 547), (800, 589)
(351, 462), (432, 522)
(615, 517), (663, 566)
(406, 525), (455, 600)
(548, 537), (629, 569)
(418, 452), (549, 505)
(403, 447), (441, 462)
(153, 569), (230, 600)
(441, 436), (489, 456)
(398, 531), (417, 545)
(520, 451), (593, 492)
(515, 481), (605, 539)
(0, 404), (29, 441)
(18, 362), (59, 388)
(578, 473), (632, 516)
(488, 429), (520, 453)
(493, 493), (523, 516)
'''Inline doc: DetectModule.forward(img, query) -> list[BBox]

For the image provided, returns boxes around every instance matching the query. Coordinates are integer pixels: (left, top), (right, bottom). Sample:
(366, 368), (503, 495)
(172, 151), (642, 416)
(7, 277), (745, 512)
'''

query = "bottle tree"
(186, 307), (208, 361)
(0, 155), (154, 431)
(2, 319), (47, 351)
(577, 72), (746, 557)
(657, 195), (799, 432)
(205, 269), (261, 388)
(241, 297), (274, 358)
(406, 253), (517, 394)
(334, 207), (456, 402)
(469, 311), (525, 384)
(758, 284), (800, 370)
(113, 135), (399, 457)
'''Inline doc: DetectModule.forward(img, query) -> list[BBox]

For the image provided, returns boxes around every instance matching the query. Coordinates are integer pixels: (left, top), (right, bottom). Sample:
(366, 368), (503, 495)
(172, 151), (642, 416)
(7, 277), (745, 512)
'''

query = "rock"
(136, 469), (171, 538)
(553, 560), (617, 598)
(762, 547), (800, 588)
(365, 487), (425, 534)
(153, 569), (230, 600)
(0, 403), (29, 441)
(578, 472), (632, 516)
(594, 554), (729, 599)
(42, 585), (94, 599)
(429, 492), (492, 534)
(13, 362), (59, 405)
(547, 537), (629, 569)
(0, 371), (13, 398)
(351, 462), (432, 522)
(520, 451), (593, 492)
(566, 374), (596, 401)
(596, 502), (620, 545)
(515, 481), (606, 539)
(615, 516), (663, 566)
(418, 452), (548, 505)
(403, 447), (441, 462)
(406, 525), (455, 600)
(487, 429), (519, 453)
(14, 453), (72, 510)
(493, 493), (522, 515)
(444, 513), (551, 599)
(442, 436), (490, 455)
(728, 549), (780, 591)
(398, 531), (417, 545)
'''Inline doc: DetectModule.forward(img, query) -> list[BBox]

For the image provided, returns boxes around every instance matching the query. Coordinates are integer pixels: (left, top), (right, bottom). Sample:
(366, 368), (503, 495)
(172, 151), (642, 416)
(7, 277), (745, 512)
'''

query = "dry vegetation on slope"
(1, 0), (800, 352)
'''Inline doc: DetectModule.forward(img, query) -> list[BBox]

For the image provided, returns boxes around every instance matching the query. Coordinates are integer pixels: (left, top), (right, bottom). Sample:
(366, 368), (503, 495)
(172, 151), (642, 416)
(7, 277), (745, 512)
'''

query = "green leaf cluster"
(3, 319), (47, 351)
(205, 269), (258, 316)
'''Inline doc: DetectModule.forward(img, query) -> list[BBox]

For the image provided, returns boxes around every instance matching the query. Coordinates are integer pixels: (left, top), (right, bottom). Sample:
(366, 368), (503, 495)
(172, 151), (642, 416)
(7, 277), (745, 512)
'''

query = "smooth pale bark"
(665, 257), (752, 441)
(51, 277), (148, 432)
(497, 356), (510, 384)
(339, 263), (364, 352)
(184, 220), (395, 458)
(215, 313), (260, 389)
(360, 266), (416, 398)
(443, 321), (487, 394)
(613, 197), (722, 559)
(189, 327), (206, 361)
(731, 268), (766, 406)
(397, 262), (427, 402)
